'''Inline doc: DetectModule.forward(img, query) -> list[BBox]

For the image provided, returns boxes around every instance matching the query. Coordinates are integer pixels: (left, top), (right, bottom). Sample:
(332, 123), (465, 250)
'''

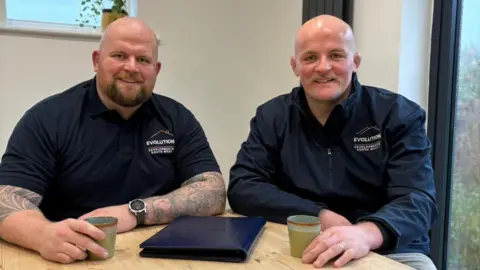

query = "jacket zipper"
(327, 148), (333, 181)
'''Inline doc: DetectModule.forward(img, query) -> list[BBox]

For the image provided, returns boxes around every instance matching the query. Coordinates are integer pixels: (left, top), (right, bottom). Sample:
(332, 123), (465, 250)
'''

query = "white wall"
(352, 0), (403, 94)
(398, 0), (433, 110)
(0, 1), (302, 187)
(0, 35), (98, 130)
(353, 0), (433, 111)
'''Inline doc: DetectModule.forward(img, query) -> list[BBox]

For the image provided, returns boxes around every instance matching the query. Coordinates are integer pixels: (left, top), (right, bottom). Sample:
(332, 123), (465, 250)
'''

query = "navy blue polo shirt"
(0, 77), (220, 221)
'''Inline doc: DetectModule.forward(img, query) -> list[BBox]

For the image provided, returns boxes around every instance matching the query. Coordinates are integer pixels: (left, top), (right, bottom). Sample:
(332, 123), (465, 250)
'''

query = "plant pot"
(101, 9), (128, 32)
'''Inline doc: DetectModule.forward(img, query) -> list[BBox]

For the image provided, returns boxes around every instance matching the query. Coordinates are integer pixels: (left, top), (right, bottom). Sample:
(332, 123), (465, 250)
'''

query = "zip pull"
(327, 148), (333, 170)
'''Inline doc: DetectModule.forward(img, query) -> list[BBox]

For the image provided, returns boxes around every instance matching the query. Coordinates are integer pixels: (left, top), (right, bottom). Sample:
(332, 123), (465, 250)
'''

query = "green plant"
(447, 42), (480, 270)
(77, 0), (127, 28)
(109, 0), (128, 14)
(457, 45), (480, 101)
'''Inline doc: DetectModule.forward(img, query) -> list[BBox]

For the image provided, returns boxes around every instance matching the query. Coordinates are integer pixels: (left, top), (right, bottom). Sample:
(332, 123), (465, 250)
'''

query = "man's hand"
(78, 205), (136, 233)
(37, 218), (108, 264)
(301, 225), (372, 268)
(319, 209), (352, 231)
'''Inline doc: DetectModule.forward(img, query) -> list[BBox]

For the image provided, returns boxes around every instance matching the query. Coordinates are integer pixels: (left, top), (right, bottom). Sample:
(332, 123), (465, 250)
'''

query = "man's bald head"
(92, 17), (161, 111)
(99, 17), (159, 59)
(294, 15), (356, 55)
(290, 14), (361, 106)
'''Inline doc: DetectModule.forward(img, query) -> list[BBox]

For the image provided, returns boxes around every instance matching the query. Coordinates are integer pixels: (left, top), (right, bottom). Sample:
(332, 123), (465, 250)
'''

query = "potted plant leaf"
(77, 0), (128, 31)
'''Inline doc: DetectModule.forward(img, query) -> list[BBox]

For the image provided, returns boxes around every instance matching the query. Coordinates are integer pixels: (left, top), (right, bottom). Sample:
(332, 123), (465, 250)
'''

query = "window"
(3, 0), (135, 29)
(428, 0), (480, 269)
(446, 0), (480, 269)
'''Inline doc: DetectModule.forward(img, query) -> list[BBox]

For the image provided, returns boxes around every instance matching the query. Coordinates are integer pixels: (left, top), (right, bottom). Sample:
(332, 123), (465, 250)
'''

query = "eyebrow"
(300, 50), (317, 56)
(300, 48), (346, 56)
(330, 49), (347, 53)
(109, 50), (153, 58)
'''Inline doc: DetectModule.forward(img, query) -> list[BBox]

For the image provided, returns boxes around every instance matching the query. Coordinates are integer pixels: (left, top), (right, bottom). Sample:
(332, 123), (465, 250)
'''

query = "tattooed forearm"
(0, 185), (43, 222)
(144, 172), (226, 225)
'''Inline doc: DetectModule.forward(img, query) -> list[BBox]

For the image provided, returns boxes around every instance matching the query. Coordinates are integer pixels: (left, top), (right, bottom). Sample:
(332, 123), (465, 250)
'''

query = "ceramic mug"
(287, 215), (321, 258)
(84, 216), (118, 260)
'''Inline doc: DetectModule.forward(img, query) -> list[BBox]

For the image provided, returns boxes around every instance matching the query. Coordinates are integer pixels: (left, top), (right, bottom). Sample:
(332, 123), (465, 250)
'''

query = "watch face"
(130, 200), (145, 211)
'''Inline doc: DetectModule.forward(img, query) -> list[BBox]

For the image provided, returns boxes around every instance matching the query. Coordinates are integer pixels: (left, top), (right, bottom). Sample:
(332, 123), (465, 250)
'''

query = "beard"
(104, 80), (151, 107)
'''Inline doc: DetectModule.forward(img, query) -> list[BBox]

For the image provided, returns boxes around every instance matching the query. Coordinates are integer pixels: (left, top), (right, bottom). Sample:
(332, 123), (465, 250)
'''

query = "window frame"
(0, 0), (137, 39)
(427, 0), (463, 269)
(302, 0), (353, 25)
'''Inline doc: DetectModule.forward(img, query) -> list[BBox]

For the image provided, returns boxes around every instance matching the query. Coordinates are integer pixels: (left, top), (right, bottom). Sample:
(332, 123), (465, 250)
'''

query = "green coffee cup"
(287, 215), (321, 258)
(84, 216), (118, 260)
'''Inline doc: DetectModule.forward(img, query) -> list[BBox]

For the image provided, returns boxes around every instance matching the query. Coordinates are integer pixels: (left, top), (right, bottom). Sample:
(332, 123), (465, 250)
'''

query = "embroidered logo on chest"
(353, 126), (381, 152)
(145, 129), (175, 155)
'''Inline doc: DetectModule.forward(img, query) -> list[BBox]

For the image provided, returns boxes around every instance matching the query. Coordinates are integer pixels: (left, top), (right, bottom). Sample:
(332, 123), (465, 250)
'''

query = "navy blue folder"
(138, 215), (267, 263)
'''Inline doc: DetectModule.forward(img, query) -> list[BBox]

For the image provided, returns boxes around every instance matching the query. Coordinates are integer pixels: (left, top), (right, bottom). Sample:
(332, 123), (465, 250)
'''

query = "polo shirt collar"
(86, 76), (110, 117)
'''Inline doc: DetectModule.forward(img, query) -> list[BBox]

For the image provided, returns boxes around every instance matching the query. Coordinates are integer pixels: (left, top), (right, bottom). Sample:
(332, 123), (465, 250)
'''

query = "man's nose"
(123, 57), (139, 72)
(314, 56), (332, 72)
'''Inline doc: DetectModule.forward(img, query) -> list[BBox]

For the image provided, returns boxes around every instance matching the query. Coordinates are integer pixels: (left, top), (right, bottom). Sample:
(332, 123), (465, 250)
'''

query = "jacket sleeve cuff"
(356, 216), (400, 251)
(370, 221), (396, 250)
(305, 202), (328, 218)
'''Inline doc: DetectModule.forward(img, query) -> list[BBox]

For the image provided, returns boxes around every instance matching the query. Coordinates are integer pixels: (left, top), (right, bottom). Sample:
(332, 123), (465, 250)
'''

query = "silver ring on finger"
(338, 241), (346, 251)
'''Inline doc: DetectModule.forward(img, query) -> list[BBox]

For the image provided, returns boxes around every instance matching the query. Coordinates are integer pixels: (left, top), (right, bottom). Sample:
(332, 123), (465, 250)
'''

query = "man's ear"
(290, 56), (299, 77)
(155, 61), (161, 75)
(92, 50), (100, 72)
(353, 52), (361, 72)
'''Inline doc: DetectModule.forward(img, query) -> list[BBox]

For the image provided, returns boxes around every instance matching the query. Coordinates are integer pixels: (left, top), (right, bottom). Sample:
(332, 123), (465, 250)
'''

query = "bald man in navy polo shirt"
(0, 18), (226, 264)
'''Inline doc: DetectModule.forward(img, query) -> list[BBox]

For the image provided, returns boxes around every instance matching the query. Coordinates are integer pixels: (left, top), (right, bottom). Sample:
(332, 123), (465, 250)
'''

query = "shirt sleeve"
(228, 105), (326, 224)
(357, 106), (438, 250)
(174, 107), (221, 182)
(0, 109), (57, 196)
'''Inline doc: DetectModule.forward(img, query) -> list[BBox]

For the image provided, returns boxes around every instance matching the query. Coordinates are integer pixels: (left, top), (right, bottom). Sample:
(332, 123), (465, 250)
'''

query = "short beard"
(105, 81), (150, 107)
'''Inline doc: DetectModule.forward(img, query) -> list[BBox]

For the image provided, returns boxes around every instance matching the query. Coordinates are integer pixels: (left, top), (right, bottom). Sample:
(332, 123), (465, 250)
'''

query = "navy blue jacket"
(228, 75), (438, 255)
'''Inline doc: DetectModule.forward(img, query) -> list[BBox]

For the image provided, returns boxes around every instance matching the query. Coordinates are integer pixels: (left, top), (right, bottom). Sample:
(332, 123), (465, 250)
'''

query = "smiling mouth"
(314, 78), (335, 84)
(118, 79), (140, 84)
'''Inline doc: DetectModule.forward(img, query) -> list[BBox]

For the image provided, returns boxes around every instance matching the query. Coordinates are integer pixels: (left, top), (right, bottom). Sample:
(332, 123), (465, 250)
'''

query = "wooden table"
(0, 214), (412, 269)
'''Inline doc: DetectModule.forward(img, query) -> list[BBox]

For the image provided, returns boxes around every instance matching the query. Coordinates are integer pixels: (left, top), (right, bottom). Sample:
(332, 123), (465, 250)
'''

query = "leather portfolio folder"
(138, 215), (266, 263)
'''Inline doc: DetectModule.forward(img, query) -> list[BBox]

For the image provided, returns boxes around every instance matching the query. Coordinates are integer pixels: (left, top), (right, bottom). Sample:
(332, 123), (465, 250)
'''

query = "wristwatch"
(128, 199), (147, 226)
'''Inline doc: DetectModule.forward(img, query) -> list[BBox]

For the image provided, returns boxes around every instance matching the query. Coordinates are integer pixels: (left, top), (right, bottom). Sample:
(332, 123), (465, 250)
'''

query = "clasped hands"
(301, 209), (378, 268)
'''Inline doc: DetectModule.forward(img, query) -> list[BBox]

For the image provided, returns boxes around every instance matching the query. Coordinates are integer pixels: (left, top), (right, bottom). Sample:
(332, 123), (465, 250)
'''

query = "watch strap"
(135, 210), (146, 225)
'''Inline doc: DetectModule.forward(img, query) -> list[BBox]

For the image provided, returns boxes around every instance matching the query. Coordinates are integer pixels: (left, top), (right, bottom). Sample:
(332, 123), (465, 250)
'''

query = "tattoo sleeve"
(144, 172), (227, 225)
(0, 185), (43, 223)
